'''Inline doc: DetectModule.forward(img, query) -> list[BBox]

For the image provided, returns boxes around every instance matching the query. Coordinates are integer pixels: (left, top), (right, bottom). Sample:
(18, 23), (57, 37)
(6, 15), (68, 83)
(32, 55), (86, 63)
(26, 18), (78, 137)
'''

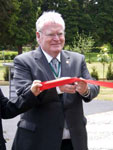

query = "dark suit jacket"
(0, 89), (38, 150)
(12, 47), (99, 150)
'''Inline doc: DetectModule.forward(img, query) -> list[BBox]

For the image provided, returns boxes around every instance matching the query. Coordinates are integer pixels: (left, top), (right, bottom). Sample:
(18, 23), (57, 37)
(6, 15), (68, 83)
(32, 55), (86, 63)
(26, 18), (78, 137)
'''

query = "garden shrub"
(106, 63), (113, 80)
(91, 66), (99, 80)
(3, 67), (9, 81)
(0, 51), (18, 60)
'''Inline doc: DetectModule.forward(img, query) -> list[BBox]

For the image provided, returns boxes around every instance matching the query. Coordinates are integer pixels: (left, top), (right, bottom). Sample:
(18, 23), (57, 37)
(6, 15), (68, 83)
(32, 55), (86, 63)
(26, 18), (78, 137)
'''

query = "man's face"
(37, 22), (65, 57)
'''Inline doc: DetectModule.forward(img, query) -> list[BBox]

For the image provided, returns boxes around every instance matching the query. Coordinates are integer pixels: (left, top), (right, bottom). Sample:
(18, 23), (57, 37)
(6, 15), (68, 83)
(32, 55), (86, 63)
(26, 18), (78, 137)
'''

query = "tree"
(0, 0), (18, 49)
(72, 31), (95, 54)
(1, 0), (113, 54)
(0, 0), (40, 54)
(97, 47), (110, 80)
(9, 0), (40, 54)
(87, 0), (113, 46)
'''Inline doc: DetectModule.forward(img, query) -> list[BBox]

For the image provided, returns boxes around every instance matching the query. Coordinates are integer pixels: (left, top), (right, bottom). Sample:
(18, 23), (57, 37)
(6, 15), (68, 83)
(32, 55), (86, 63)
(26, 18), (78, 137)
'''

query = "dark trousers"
(61, 139), (73, 150)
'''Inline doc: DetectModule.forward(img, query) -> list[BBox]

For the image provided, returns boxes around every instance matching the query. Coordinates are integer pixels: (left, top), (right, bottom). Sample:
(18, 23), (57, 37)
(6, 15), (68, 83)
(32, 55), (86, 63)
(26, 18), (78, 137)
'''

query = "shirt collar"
(41, 49), (61, 63)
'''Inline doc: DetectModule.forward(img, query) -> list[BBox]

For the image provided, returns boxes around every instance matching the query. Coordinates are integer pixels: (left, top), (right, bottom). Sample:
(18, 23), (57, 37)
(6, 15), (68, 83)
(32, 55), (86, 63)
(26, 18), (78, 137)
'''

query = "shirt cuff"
(56, 87), (64, 94)
(81, 86), (90, 97)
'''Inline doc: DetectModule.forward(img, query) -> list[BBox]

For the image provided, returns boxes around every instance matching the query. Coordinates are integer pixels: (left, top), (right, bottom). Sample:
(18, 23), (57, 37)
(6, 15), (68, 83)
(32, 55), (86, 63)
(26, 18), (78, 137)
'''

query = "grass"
(95, 86), (113, 101)
(0, 60), (12, 80)
(85, 53), (99, 62)
(87, 62), (110, 79)
(0, 66), (5, 80)
(0, 80), (9, 85)
(87, 62), (113, 101)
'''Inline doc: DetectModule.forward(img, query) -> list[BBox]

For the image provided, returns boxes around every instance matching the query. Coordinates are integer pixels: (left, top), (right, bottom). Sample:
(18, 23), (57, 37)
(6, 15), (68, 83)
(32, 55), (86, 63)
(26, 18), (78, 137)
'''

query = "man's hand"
(30, 80), (42, 96)
(59, 78), (89, 95)
(75, 80), (89, 95)
(59, 84), (76, 94)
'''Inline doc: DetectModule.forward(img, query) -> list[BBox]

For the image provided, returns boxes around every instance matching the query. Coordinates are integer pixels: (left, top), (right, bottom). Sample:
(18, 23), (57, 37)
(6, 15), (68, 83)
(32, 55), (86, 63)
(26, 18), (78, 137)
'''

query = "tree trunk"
(18, 45), (22, 55)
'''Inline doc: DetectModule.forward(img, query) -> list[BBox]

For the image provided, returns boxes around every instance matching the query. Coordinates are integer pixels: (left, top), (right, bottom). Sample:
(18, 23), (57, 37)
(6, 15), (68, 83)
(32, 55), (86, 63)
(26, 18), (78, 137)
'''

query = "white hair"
(36, 11), (65, 32)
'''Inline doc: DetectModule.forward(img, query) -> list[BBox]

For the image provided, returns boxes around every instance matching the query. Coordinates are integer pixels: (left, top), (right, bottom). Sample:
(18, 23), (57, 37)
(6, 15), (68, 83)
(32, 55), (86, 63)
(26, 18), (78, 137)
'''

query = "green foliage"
(1, 0), (113, 53)
(61, 0), (79, 47)
(87, 0), (113, 46)
(3, 67), (9, 81)
(102, 43), (113, 54)
(91, 47), (101, 53)
(90, 66), (99, 80)
(0, 0), (20, 49)
(11, 0), (40, 54)
(22, 47), (31, 52)
(72, 31), (95, 54)
(97, 47), (110, 79)
(97, 47), (110, 63)
(0, 0), (40, 54)
(0, 51), (18, 60)
(106, 63), (113, 80)
(85, 53), (98, 62)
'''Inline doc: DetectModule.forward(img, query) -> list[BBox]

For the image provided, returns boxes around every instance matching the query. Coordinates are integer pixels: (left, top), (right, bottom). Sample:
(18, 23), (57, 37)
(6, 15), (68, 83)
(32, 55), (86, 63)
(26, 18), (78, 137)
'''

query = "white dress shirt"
(41, 49), (71, 139)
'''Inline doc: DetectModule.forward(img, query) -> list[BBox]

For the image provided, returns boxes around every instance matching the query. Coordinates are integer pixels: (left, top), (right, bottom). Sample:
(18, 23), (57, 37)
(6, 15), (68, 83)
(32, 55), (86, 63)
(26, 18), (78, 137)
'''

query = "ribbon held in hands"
(40, 77), (113, 91)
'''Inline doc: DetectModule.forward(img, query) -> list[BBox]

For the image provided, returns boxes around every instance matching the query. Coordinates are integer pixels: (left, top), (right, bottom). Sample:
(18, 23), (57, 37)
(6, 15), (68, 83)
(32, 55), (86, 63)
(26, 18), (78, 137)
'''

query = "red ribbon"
(40, 77), (113, 91)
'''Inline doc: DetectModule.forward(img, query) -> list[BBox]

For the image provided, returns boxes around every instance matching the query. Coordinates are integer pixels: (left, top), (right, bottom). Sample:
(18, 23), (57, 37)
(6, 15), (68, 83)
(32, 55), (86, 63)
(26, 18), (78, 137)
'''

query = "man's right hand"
(31, 80), (42, 96)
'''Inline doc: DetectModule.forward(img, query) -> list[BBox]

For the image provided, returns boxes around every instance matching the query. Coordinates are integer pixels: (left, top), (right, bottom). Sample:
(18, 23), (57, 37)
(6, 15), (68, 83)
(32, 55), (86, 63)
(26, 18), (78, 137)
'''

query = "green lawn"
(87, 62), (113, 101)
(0, 60), (12, 80)
(95, 86), (113, 101)
(87, 62), (109, 79)
(0, 66), (5, 80)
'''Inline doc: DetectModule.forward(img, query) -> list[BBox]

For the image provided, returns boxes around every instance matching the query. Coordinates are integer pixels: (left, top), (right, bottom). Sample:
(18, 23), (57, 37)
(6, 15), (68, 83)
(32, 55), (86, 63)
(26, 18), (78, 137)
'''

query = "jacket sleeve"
(76, 54), (100, 102)
(0, 88), (37, 119)
(13, 55), (33, 95)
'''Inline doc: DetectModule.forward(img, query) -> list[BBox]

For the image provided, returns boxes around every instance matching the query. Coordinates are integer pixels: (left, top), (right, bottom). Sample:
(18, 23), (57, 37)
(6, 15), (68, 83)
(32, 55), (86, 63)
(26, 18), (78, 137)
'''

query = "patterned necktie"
(51, 58), (59, 74)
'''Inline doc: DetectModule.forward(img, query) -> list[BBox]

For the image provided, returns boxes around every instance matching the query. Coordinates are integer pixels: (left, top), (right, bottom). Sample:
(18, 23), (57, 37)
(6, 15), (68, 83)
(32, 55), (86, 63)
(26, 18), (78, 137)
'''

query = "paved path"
(87, 111), (113, 150)
(1, 86), (113, 150)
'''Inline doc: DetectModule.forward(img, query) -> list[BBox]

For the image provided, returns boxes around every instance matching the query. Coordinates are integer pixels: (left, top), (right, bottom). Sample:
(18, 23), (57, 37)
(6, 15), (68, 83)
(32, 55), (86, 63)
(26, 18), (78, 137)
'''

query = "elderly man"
(12, 11), (99, 150)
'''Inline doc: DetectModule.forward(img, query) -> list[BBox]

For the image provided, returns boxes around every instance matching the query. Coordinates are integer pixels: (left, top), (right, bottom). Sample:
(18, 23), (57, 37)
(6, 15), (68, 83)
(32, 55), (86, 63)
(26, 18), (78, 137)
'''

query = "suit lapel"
(61, 51), (71, 78)
(33, 47), (55, 81)
(33, 48), (71, 81)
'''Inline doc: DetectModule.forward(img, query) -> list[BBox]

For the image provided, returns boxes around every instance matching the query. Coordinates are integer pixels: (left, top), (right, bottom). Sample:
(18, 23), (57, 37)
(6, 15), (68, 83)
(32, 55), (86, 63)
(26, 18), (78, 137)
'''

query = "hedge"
(0, 51), (18, 60)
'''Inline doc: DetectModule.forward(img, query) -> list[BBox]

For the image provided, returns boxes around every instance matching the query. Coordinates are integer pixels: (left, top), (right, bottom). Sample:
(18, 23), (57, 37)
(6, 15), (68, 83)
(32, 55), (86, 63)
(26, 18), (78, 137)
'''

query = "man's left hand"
(75, 80), (89, 96)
